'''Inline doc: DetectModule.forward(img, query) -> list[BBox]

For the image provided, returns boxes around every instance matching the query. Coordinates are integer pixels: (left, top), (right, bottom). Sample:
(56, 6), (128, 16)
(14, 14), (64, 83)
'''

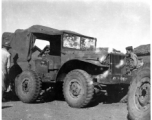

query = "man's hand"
(6, 84), (12, 92)
(115, 59), (125, 68)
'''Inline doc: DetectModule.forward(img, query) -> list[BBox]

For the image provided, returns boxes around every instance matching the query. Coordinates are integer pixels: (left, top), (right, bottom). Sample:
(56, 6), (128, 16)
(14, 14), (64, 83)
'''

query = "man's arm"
(6, 54), (12, 92)
(130, 53), (138, 68)
(7, 54), (11, 74)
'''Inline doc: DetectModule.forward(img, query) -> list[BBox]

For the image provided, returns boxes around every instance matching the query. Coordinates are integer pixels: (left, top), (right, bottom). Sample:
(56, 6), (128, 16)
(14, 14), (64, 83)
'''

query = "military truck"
(2, 25), (150, 120)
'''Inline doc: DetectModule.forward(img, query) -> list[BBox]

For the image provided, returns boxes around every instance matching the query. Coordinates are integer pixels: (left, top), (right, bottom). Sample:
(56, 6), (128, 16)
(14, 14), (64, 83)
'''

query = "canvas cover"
(27, 25), (94, 38)
(2, 30), (35, 62)
(2, 25), (94, 62)
(2, 26), (62, 62)
(134, 44), (150, 56)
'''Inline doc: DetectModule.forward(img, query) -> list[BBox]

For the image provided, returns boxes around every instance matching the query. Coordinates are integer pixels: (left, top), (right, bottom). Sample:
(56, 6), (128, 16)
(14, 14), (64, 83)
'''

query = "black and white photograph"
(2, 0), (150, 120)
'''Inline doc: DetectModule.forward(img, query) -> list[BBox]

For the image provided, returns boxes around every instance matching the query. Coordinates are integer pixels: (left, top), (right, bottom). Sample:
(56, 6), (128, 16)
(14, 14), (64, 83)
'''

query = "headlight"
(98, 55), (106, 63)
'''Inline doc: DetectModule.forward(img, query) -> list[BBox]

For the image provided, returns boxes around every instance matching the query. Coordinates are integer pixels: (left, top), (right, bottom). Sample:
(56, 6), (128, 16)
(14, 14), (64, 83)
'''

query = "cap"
(126, 46), (133, 51)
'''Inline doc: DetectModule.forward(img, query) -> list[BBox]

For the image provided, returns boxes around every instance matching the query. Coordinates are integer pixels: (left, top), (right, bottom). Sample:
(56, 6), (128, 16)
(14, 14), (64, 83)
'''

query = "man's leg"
(5, 74), (12, 92)
(2, 73), (6, 102)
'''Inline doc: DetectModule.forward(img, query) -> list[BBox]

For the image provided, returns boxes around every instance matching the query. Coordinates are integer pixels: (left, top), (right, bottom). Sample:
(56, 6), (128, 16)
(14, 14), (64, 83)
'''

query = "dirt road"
(2, 100), (128, 120)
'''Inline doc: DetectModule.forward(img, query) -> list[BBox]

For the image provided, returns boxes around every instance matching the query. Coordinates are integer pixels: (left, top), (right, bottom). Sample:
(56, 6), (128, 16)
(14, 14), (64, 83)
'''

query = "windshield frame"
(62, 32), (97, 50)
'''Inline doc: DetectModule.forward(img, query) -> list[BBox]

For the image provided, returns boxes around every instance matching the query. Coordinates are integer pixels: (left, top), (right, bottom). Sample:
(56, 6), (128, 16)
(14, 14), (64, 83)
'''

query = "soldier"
(2, 41), (11, 101)
(125, 46), (138, 69)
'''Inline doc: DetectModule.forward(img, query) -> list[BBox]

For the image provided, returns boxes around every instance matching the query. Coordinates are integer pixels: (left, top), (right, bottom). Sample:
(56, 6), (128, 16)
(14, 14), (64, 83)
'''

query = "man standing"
(2, 41), (11, 101)
(119, 46), (139, 103)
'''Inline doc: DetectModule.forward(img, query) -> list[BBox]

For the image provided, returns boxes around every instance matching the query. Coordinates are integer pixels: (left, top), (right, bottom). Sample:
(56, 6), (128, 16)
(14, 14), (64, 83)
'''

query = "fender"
(56, 58), (109, 81)
(76, 58), (109, 67)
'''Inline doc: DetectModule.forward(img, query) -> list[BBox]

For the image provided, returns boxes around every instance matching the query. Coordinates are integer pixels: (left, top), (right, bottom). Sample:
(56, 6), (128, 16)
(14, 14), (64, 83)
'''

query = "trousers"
(2, 72), (7, 95)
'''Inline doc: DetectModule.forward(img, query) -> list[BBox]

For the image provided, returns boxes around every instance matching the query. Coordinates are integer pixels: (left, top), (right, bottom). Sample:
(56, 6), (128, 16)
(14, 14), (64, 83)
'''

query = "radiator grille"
(110, 53), (125, 75)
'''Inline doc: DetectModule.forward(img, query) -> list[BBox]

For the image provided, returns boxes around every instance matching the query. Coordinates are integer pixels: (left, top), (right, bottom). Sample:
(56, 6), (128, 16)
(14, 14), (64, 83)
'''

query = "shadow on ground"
(3, 91), (19, 102)
(3, 83), (127, 109)
(2, 106), (12, 109)
(36, 88), (127, 108)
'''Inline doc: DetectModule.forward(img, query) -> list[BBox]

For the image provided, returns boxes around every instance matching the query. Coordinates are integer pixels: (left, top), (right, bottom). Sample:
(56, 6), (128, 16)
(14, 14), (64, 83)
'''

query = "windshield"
(63, 33), (96, 50)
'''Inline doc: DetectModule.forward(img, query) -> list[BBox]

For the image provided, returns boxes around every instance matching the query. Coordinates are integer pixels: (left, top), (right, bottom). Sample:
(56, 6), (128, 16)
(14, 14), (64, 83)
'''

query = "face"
(127, 50), (131, 54)
(6, 47), (11, 51)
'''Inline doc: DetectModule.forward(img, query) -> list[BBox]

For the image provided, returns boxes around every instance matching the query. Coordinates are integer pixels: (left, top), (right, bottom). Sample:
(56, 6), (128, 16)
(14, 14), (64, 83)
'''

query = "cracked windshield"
(63, 34), (96, 50)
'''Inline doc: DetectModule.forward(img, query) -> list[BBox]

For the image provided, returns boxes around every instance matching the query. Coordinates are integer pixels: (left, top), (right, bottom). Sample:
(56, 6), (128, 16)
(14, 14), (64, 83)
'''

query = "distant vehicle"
(3, 25), (150, 120)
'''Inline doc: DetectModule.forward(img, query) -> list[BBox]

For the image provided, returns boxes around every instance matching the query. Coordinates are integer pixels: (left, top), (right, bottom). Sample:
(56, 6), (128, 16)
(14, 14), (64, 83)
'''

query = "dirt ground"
(2, 101), (128, 120)
(2, 92), (129, 120)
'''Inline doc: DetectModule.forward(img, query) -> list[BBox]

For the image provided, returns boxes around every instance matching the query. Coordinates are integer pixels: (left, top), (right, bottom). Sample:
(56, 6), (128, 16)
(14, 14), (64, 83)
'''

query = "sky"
(2, 0), (150, 53)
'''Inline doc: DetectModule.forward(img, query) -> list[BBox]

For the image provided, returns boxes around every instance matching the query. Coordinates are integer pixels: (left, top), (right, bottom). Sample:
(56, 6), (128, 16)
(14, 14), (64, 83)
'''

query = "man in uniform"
(2, 41), (11, 101)
(120, 46), (139, 103)
(125, 46), (139, 69)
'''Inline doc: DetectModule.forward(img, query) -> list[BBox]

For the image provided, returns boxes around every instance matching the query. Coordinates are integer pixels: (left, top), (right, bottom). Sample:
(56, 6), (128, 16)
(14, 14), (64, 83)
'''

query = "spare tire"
(15, 70), (42, 103)
(128, 63), (150, 120)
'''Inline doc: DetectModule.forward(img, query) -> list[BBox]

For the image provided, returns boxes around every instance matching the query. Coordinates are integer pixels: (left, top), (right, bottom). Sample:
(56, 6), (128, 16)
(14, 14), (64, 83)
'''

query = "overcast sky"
(2, 0), (150, 53)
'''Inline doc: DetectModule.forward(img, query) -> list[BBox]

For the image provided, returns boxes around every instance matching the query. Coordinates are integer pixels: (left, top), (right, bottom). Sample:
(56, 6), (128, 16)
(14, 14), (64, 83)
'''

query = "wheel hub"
(138, 83), (150, 106)
(69, 80), (81, 97)
(135, 77), (150, 110)
(22, 78), (30, 93)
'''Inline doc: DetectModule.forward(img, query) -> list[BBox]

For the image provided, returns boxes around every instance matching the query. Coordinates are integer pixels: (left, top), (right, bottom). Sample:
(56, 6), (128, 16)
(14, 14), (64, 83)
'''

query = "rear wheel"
(63, 69), (94, 108)
(128, 63), (150, 120)
(15, 70), (42, 103)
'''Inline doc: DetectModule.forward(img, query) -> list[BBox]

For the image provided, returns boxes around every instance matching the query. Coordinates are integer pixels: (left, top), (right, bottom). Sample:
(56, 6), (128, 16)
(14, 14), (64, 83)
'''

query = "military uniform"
(126, 46), (138, 69)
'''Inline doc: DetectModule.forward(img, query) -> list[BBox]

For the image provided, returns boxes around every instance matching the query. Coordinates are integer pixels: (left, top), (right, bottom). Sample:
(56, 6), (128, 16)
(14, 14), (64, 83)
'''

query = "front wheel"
(63, 69), (94, 108)
(128, 63), (150, 120)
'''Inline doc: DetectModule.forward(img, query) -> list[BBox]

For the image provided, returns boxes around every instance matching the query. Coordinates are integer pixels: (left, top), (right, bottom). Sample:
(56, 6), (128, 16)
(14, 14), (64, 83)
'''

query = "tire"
(15, 70), (42, 103)
(63, 69), (94, 108)
(55, 74), (66, 100)
(128, 63), (150, 120)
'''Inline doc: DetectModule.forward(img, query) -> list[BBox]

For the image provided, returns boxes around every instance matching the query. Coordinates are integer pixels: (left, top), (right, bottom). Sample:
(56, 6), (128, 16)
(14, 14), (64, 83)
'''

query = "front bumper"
(95, 74), (133, 84)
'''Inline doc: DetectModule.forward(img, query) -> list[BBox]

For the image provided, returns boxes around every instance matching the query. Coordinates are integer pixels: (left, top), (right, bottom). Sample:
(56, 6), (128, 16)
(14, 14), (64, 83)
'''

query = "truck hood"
(76, 49), (108, 60)
(62, 48), (108, 61)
